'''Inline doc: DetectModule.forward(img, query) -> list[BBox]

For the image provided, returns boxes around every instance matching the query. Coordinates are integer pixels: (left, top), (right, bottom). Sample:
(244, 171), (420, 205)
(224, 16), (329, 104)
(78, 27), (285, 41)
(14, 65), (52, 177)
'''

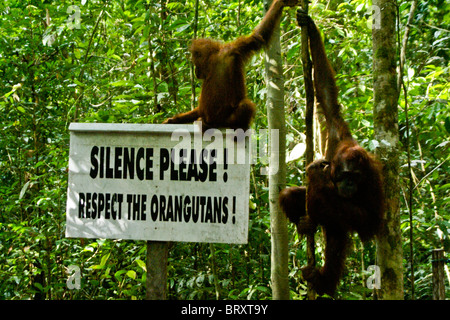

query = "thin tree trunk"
(397, 0), (418, 300)
(372, 0), (404, 300)
(300, 0), (316, 301)
(190, 0), (199, 110)
(264, 0), (289, 300)
(209, 243), (221, 300)
(146, 241), (169, 300)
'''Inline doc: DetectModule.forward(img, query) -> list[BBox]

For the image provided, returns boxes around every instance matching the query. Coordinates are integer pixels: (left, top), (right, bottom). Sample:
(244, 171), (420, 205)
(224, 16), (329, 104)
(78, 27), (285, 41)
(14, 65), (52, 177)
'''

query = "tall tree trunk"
(372, 0), (404, 300)
(398, 0), (419, 300)
(263, 0), (289, 300)
(190, 0), (199, 110)
(300, 0), (316, 300)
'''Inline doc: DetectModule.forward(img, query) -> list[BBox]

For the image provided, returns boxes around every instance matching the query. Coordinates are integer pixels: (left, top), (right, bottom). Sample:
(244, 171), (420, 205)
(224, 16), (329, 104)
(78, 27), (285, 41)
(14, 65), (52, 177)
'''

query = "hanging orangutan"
(279, 11), (384, 296)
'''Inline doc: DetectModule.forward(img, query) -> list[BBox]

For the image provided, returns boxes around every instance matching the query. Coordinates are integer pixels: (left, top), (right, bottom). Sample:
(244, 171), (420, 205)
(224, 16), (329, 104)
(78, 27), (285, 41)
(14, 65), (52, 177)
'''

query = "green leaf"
(73, 79), (85, 87)
(74, 48), (82, 59)
(135, 259), (146, 272)
(110, 80), (134, 87)
(91, 253), (110, 270)
(17, 106), (26, 113)
(34, 282), (44, 291)
(19, 181), (31, 200)
(126, 270), (136, 280)
(114, 270), (126, 281)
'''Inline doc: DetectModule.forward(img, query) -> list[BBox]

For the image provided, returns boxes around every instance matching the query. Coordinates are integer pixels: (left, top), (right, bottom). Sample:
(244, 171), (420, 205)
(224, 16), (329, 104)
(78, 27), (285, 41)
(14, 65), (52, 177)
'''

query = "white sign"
(66, 123), (251, 244)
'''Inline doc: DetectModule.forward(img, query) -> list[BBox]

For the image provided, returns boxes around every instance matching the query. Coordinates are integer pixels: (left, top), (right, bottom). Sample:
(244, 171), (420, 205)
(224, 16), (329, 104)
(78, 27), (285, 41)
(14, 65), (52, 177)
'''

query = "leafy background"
(0, 0), (448, 300)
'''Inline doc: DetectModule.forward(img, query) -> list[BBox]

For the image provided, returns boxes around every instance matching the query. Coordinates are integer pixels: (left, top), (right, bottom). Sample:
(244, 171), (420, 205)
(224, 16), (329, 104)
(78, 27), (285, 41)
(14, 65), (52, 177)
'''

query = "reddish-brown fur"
(163, 0), (299, 130)
(298, 159), (351, 296)
(278, 186), (306, 226)
(278, 11), (384, 296)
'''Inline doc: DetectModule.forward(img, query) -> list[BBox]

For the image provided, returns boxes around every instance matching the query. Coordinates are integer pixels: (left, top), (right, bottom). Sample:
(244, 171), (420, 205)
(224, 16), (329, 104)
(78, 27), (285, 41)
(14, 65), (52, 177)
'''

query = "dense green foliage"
(0, 0), (448, 300)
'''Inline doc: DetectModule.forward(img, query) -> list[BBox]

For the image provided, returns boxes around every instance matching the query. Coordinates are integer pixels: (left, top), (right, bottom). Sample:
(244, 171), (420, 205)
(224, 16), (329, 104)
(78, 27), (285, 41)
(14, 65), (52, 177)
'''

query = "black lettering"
(98, 193), (105, 218)
(179, 149), (187, 181)
(199, 196), (206, 222)
(90, 147), (99, 178)
(111, 193), (117, 220)
(223, 148), (228, 170)
(85, 193), (92, 218)
(111, 193), (123, 220)
(141, 194), (147, 221)
(100, 147), (105, 178)
(192, 196), (199, 222)
(187, 154), (198, 181)
(117, 193), (123, 220)
(114, 147), (123, 179)
(174, 196), (183, 222)
(124, 148), (135, 179)
(91, 193), (98, 219)
(105, 147), (113, 178)
(127, 194), (132, 220)
(166, 196), (173, 221)
(209, 149), (217, 182)
(183, 196), (191, 222)
(79, 192), (85, 218)
(145, 148), (153, 180)
(160, 148), (170, 180)
(151, 195), (158, 221)
(170, 149), (178, 181)
(159, 196), (166, 221)
(127, 194), (144, 220)
(214, 197), (221, 223)
(198, 150), (208, 182)
(222, 197), (228, 224)
(132, 194), (140, 220)
(205, 197), (212, 223)
(136, 148), (145, 180)
(105, 193), (111, 219)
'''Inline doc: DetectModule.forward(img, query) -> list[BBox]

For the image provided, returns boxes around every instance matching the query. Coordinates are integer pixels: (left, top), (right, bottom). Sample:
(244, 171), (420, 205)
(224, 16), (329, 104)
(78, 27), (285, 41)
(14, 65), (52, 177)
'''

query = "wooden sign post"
(66, 122), (251, 298)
